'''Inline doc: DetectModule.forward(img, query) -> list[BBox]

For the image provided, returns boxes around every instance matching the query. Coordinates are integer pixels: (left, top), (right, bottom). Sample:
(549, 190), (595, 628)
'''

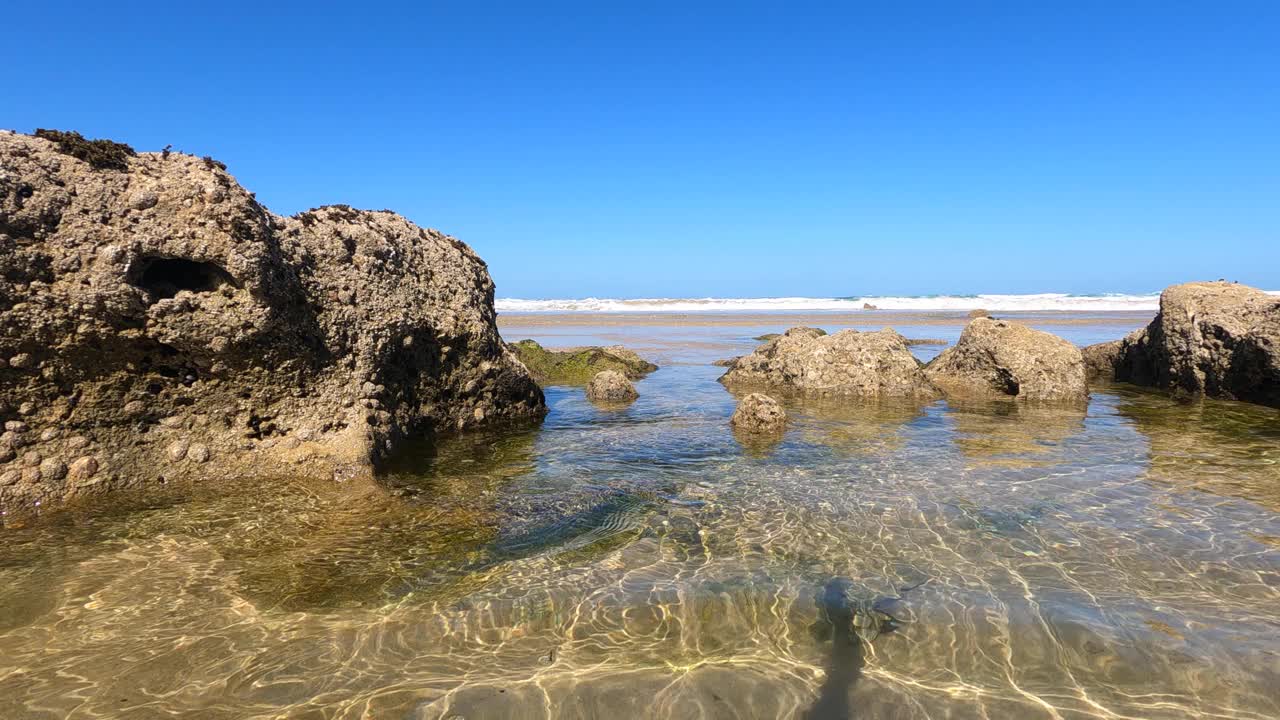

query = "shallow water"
(2, 317), (1279, 719)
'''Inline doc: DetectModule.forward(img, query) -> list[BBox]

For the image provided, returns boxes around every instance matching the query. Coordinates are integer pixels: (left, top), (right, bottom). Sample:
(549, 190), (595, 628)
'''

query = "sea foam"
(495, 293), (1224, 313)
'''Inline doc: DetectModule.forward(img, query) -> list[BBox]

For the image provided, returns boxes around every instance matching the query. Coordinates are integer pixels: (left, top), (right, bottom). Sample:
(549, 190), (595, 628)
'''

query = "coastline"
(497, 310), (1156, 328)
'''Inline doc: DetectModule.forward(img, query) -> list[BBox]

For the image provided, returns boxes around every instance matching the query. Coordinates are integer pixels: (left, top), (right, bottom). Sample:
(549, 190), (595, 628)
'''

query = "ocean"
(2, 311), (1278, 719)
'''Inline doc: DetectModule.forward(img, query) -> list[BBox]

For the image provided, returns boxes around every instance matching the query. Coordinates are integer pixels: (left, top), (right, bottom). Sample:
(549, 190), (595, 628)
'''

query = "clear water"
(2, 318), (1278, 719)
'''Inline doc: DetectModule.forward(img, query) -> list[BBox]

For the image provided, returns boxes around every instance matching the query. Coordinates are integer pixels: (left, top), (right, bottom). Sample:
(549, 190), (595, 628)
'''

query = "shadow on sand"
(804, 578), (867, 720)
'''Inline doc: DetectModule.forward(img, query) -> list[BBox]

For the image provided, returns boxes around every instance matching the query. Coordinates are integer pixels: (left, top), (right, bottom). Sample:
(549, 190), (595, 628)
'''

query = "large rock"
(0, 130), (546, 510)
(585, 370), (638, 404)
(509, 339), (657, 385)
(1098, 282), (1280, 407)
(924, 318), (1087, 402)
(719, 327), (939, 399)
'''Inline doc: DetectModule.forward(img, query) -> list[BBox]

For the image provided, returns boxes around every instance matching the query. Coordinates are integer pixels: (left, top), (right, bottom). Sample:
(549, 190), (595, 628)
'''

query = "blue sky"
(7, 2), (1278, 298)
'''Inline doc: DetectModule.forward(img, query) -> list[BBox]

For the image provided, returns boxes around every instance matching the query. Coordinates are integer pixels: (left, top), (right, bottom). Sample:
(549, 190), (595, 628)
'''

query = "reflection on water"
(945, 398), (1088, 469)
(2, 328), (1279, 719)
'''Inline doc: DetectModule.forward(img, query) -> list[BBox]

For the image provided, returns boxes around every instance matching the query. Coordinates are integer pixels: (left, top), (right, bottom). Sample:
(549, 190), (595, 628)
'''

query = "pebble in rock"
(39, 458), (68, 481)
(188, 444), (211, 463)
(68, 456), (99, 482)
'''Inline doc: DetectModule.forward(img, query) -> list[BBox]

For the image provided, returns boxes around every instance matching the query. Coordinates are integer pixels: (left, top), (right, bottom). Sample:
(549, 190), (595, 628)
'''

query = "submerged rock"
(720, 327), (939, 399)
(1096, 282), (1280, 407)
(925, 318), (1087, 402)
(0, 129), (546, 510)
(510, 339), (657, 386)
(585, 370), (638, 404)
(730, 393), (787, 433)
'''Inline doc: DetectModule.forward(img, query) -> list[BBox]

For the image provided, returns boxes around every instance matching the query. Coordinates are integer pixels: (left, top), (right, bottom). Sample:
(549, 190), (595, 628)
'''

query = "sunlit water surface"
(2, 316), (1278, 719)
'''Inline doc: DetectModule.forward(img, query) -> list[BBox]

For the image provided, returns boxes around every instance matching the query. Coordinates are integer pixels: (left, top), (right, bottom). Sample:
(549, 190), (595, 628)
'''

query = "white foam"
(496, 291), (1280, 313)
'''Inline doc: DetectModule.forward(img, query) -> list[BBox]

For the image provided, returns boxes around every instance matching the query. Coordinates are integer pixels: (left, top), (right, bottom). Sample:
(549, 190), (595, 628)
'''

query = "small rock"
(0, 443), (14, 463)
(124, 400), (147, 416)
(967, 309), (991, 319)
(863, 303), (878, 310)
(67, 456), (99, 482)
(0, 469), (19, 486)
(18, 402), (35, 416)
(8, 353), (34, 369)
(39, 458), (68, 481)
(39, 428), (61, 442)
(730, 393), (788, 433)
(585, 370), (639, 404)
(21, 450), (41, 467)
(21, 467), (41, 484)
(167, 439), (190, 461)
(65, 435), (90, 450)
(188, 444), (211, 463)
(4, 421), (27, 433)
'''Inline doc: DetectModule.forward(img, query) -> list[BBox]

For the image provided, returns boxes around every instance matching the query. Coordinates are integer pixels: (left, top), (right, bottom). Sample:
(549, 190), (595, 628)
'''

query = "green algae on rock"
(509, 339), (657, 386)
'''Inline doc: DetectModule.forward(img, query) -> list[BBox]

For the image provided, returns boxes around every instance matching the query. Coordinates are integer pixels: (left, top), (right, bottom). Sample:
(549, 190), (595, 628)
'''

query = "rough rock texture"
(719, 327), (939, 399)
(585, 370), (638, 403)
(924, 318), (1087, 402)
(730, 393), (787, 433)
(967, 309), (990, 319)
(1081, 339), (1125, 381)
(0, 130), (546, 510)
(903, 337), (948, 347)
(510, 339), (657, 385)
(1103, 282), (1280, 407)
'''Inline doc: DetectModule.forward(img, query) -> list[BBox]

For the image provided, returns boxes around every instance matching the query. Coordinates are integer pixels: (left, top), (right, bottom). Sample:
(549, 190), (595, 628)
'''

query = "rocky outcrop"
(924, 318), (1087, 402)
(509, 339), (657, 386)
(1098, 282), (1280, 407)
(1081, 339), (1125, 381)
(0, 130), (546, 510)
(903, 337), (948, 347)
(585, 370), (638, 404)
(968, 309), (990, 319)
(730, 393), (787, 433)
(719, 327), (939, 399)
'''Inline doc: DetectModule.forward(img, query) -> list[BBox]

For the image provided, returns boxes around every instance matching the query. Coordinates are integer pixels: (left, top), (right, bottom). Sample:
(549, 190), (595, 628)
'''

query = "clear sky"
(7, 2), (1278, 298)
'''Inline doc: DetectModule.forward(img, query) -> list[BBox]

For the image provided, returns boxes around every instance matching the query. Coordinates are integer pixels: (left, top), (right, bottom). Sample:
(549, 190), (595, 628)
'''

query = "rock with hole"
(0, 129), (546, 510)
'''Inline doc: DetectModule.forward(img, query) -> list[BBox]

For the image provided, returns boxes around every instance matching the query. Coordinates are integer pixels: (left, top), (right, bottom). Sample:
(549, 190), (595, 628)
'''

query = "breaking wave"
(496, 293), (1186, 313)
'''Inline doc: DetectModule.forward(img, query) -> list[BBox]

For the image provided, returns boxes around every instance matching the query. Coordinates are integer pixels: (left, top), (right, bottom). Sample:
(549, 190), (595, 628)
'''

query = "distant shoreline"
(497, 310), (1156, 328)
